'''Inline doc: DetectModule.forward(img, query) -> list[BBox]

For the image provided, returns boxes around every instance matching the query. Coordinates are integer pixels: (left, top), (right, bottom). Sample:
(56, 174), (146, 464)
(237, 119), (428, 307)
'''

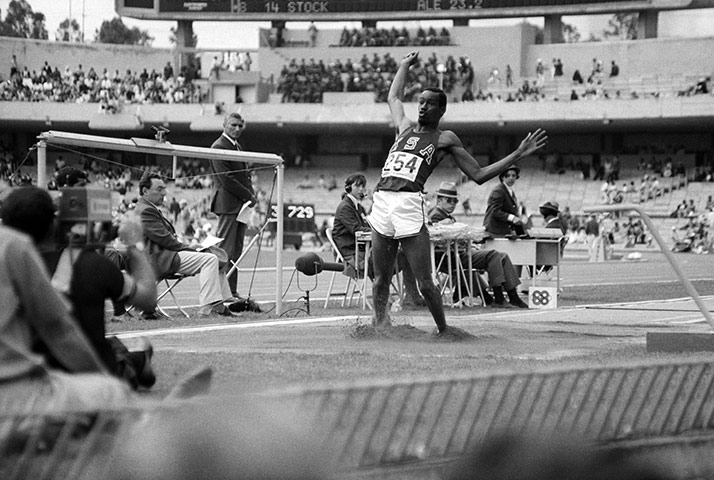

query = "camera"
(56, 187), (114, 247)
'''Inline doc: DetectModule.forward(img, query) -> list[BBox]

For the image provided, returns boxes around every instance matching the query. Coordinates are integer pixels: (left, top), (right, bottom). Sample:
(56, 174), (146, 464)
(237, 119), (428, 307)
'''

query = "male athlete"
(367, 51), (547, 335)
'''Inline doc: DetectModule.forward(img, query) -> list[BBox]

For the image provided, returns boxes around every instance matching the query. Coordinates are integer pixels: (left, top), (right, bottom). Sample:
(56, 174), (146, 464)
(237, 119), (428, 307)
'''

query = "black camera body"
(56, 187), (114, 247)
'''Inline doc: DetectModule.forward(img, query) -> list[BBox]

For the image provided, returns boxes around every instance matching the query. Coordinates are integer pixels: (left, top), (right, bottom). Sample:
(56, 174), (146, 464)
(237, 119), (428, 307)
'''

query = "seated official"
(3, 185), (158, 390)
(135, 171), (244, 318)
(0, 188), (133, 413)
(332, 173), (424, 306)
(429, 182), (528, 309)
(535, 200), (568, 277)
(332, 173), (373, 279)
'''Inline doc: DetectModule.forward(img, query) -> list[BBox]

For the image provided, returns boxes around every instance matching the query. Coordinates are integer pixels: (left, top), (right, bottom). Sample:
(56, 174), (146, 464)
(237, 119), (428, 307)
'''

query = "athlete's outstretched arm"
(388, 51), (419, 134)
(447, 129), (548, 185)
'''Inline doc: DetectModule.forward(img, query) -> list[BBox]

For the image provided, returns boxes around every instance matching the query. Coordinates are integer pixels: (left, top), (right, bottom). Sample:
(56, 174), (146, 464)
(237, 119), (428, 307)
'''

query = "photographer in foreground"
(0, 187), (133, 412)
(2, 184), (158, 391)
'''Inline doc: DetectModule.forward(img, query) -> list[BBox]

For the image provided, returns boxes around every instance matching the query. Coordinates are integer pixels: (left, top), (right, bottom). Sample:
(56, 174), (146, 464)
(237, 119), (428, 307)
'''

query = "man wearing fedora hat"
(539, 200), (566, 234)
(536, 200), (567, 277)
(484, 165), (526, 237)
(367, 50), (546, 335)
(430, 182), (528, 309)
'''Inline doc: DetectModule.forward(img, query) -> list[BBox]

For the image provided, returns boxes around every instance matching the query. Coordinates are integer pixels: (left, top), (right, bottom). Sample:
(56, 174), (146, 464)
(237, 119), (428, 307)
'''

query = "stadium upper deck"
(0, 21), (712, 171)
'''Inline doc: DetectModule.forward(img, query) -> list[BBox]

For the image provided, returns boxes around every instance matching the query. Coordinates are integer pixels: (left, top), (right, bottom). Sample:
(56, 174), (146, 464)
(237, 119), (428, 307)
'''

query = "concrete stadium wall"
(0, 37), (174, 78)
(526, 36), (714, 80)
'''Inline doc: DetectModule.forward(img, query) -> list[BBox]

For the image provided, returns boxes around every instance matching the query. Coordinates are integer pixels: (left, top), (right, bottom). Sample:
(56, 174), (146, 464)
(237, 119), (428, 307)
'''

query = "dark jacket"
(332, 195), (369, 259)
(210, 134), (254, 215)
(483, 182), (522, 236)
(134, 197), (185, 278)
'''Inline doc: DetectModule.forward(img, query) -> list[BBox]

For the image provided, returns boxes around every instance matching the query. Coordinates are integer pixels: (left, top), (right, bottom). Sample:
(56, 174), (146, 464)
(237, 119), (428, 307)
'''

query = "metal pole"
(276, 163), (284, 315)
(172, 155), (178, 180)
(37, 140), (47, 189)
(584, 204), (714, 329)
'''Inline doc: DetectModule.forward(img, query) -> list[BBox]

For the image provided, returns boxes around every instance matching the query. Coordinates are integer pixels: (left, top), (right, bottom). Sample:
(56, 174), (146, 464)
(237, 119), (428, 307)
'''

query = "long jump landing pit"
(117, 295), (714, 395)
(113, 297), (714, 480)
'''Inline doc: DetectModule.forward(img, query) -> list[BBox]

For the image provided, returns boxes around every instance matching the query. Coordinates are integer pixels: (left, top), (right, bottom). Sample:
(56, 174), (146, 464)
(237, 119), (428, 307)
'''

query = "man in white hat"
(429, 182), (528, 308)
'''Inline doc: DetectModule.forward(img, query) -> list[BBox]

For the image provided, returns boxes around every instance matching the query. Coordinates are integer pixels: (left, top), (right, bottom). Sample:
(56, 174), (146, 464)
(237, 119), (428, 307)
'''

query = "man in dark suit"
(135, 171), (240, 318)
(429, 182), (527, 308)
(537, 200), (568, 277)
(332, 173), (371, 276)
(483, 166), (526, 237)
(210, 112), (257, 298)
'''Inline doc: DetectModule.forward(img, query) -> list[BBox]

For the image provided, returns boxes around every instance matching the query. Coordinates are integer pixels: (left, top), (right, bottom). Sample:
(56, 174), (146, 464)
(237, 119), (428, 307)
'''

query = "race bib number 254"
(381, 151), (423, 182)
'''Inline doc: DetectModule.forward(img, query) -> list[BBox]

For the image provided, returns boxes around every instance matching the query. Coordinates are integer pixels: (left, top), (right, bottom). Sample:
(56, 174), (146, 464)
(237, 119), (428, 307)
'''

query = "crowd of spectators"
(670, 203), (714, 254)
(2, 55), (201, 105)
(338, 25), (451, 47)
(275, 52), (474, 103)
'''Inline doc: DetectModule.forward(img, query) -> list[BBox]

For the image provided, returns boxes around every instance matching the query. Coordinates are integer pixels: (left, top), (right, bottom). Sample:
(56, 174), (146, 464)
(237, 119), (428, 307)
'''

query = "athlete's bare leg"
(399, 226), (447, 332)
(370, 230), (399, 327)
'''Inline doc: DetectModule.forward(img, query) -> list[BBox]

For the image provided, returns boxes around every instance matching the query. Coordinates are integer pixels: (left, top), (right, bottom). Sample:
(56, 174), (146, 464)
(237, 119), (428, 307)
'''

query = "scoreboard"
(121, 0), (655, 20)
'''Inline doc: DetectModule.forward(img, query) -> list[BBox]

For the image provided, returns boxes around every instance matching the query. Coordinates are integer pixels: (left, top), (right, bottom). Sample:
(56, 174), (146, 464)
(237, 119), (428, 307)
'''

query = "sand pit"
(347, 321), (476, 342)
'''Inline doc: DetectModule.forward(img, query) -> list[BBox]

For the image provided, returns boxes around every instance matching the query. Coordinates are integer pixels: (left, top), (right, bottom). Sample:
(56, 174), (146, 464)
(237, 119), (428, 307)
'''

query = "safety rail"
(288, 362), (714, 470)
(4, 362), (714, 479)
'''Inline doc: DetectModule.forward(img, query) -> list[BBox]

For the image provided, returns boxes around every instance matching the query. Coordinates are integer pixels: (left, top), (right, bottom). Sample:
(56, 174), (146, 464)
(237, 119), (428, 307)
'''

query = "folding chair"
(155, 274), (192, 318)
(431, 239), (485, 307)
(323, 228), (371, 309)
(126, 273), (192, 318)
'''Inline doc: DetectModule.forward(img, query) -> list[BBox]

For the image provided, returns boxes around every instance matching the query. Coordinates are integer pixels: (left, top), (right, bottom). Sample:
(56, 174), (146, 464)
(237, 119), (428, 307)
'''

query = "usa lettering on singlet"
(376, 128), (442, 193)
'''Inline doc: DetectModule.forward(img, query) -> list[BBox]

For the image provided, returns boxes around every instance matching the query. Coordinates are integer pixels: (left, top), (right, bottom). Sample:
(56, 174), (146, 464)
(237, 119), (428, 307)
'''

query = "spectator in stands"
(609, 60), (620, 77)
(135, 171), (246, 317)
(209, 112), (257, 301)
(585, 214), (600, 258)
(367, 51), (546, 335)
(572, 69), (584, 84)
(554, 58), (564, 78)
(535, 59), (545, 86)
(0, 187), (133, 413)
(505, 64), (513, 87)
(429, 182), (529, 308)
(308, 22), (318, 47)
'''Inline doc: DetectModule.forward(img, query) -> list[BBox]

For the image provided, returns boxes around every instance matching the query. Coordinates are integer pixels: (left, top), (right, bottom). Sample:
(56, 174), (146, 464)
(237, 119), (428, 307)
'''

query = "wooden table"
(483, 237), (563, 291)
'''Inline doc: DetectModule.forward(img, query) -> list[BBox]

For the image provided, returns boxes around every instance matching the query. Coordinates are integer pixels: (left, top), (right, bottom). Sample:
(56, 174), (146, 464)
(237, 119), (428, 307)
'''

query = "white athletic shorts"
(367, 190), (426, 239)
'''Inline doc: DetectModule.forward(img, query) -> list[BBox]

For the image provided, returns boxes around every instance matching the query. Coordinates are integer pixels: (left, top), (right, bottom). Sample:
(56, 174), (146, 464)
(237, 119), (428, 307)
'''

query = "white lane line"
(116, 315), (363, 339)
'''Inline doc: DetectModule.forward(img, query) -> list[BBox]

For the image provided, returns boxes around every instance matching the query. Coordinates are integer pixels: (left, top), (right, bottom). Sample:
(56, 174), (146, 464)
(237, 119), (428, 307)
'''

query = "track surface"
(113, 249), (714, 395)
